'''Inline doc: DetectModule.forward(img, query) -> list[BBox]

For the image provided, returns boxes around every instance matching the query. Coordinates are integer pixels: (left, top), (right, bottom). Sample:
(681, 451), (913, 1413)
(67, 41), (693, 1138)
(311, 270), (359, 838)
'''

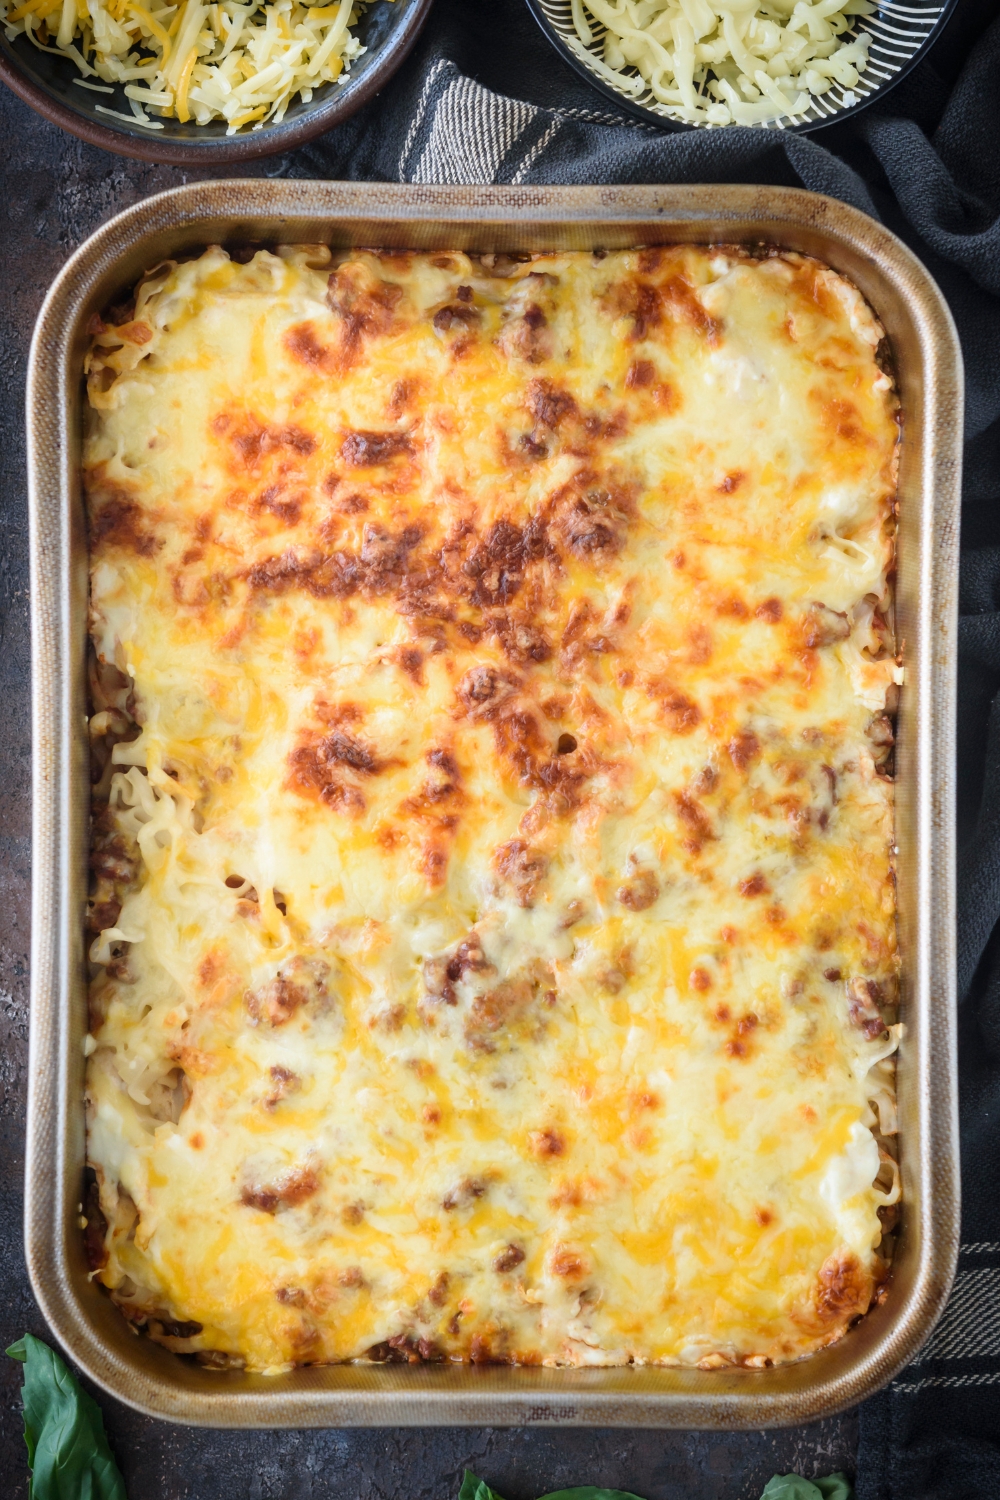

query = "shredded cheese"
(568, 0), (877, 126)
(1, 0), (374, 133)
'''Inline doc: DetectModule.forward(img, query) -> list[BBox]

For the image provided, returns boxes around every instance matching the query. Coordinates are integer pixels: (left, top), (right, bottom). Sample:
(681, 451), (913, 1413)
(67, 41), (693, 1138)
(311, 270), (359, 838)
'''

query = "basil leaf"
(460, 1475), (646, 1500)
(539, 1490), (648, 1499)
(760, 1475), (854, 1500)
(7, 1334), (127, 1500)
(459, 1472), (508, 1500)
(459, 1471), (852, 1500)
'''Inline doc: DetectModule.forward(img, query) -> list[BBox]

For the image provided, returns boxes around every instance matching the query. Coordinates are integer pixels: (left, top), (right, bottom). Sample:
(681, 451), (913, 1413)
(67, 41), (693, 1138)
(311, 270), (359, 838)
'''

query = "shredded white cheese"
(568, 0), (876, 127)
(2, 0), (374, 134)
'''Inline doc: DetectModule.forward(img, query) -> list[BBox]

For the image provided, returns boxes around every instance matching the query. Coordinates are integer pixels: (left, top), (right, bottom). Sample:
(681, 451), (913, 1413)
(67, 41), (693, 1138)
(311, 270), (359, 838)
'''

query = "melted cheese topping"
(83, 244), (901, 1374)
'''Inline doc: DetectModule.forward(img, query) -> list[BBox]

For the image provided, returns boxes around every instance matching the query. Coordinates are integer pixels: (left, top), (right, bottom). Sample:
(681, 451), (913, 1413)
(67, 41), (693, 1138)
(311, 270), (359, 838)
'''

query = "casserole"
(82, 241), (902, 1372)
(27, 180), (961, 1427)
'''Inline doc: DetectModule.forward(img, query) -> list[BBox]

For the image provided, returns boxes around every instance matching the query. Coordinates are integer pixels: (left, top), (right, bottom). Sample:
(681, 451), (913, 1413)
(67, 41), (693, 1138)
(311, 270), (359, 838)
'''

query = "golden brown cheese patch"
(83, 244), (901, 1375)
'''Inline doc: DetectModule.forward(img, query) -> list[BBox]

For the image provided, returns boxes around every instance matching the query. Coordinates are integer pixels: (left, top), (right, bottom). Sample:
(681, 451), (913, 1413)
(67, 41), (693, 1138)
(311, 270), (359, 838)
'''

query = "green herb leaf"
(459, 1471), (852, 1500)
(759, 1475), (854, 1500)
(538, 1490), (649, 1499)
(6, 1333), (127, 1500)
(459, 1472), (508, 1500)
(460, 1475), (647, 1500)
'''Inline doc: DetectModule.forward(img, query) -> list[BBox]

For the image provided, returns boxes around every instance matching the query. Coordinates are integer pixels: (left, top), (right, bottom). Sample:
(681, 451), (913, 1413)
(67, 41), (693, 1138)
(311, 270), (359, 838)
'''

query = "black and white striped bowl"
(524, 0), (958, 133)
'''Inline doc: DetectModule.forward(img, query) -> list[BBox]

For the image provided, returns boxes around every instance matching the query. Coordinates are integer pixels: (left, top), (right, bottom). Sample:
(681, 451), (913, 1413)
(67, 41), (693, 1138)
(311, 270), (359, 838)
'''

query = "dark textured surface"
(0, 91), (861, 1500)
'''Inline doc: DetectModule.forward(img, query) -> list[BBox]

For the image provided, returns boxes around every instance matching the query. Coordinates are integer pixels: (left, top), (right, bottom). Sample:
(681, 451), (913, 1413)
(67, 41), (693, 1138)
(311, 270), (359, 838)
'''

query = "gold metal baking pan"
(26, 181), (962, 1428)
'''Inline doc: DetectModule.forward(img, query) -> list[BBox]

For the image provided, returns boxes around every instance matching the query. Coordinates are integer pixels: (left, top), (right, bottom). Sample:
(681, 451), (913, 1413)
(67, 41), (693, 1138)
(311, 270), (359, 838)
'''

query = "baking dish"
(26, 180), (962, 1428)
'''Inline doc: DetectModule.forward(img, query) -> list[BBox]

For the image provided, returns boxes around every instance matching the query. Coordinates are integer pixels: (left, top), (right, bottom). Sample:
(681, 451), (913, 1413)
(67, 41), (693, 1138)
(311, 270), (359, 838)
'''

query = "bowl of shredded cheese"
(525, 0), (956, 131)
(0, 0), (432, 159)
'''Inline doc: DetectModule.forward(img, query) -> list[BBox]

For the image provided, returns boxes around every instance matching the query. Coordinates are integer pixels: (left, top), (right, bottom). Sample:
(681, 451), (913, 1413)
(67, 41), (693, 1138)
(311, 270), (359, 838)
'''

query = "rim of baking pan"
(523, 0), (960, 135)
(26, 181), (961, 1427)
(0, 0), (433, 164)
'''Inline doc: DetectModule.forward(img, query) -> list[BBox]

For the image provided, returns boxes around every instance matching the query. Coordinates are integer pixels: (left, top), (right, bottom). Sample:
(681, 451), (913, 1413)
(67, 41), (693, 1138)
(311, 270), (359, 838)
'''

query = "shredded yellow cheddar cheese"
(1, 0), (372, 133)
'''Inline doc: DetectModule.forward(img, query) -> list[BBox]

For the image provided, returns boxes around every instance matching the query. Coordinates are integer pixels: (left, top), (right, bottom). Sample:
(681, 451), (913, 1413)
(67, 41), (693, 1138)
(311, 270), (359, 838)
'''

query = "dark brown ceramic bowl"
(0, 0), (433, 163)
